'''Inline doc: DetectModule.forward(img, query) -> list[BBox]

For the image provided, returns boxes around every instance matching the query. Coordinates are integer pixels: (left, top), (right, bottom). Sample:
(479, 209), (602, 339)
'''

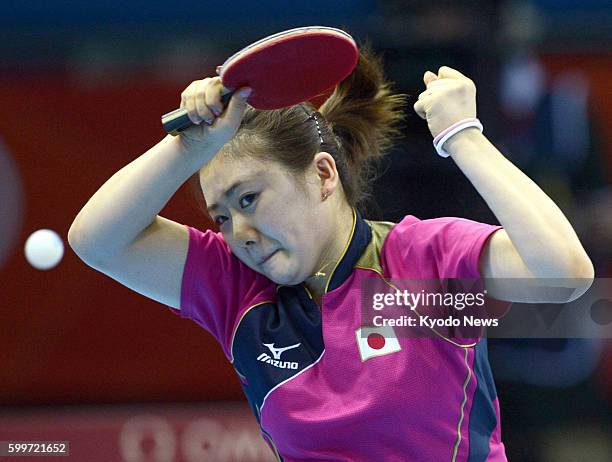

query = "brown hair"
(188, 42), (407, 218)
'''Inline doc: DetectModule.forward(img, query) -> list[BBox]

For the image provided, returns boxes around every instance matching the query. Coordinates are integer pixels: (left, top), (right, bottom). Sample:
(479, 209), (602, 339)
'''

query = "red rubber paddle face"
(219, 27), (359, 109)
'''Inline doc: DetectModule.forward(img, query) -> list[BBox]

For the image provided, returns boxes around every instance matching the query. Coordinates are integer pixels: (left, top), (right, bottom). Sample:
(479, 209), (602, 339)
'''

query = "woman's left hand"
(413, 66), (477, 139)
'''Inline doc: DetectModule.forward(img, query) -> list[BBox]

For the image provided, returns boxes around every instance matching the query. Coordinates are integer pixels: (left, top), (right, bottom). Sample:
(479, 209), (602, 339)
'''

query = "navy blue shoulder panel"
(468, 339), (499, 462)
(232, 285), (324, 423)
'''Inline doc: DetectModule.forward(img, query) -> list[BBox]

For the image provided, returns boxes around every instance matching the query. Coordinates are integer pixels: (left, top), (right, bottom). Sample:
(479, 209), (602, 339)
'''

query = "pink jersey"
(170, 209), (508, 461)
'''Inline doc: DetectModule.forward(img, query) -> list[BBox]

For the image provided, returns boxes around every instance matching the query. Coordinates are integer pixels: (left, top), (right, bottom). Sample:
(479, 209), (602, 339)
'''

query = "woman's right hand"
(178, 76), (252, 154)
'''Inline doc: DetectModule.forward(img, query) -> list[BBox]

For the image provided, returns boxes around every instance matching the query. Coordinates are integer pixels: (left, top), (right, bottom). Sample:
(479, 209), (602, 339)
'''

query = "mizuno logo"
(263, 342), (301, 359)
(257, 342), (301, 370)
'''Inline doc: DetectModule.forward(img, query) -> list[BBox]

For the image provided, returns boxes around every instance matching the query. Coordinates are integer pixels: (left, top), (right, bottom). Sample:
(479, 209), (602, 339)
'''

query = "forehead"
(200, 154), (282, 203)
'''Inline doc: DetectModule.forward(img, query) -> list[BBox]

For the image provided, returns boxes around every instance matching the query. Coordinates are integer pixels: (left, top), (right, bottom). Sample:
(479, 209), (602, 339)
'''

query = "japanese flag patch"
(355, 325), (401, 361)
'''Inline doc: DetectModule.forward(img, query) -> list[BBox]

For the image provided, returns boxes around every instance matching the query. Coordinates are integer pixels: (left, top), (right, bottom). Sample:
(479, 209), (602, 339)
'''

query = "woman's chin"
(250, 255), (304, 285)
(264, 267), (302, 286)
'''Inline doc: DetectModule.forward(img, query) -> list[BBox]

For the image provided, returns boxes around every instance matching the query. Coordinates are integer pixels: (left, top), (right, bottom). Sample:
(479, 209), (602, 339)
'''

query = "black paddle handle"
(162, 91), (233, 136)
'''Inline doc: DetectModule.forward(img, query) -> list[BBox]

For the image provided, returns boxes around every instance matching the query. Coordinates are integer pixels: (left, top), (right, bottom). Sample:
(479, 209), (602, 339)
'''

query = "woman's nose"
(232, 214), (258, 246)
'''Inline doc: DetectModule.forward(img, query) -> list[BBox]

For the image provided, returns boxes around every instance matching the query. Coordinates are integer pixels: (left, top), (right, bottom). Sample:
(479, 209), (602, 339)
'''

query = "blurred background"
(1, 0), (611, 460)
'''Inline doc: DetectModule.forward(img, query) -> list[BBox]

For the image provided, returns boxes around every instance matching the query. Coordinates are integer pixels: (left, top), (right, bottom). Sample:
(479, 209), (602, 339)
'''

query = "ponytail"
(319, 43), (407, 210)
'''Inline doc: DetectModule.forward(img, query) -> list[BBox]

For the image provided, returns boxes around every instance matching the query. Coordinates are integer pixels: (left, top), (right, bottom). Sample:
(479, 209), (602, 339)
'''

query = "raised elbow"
(67, 223), (83, 254)
(570, 252), (595, 280)
(565, 253), (595, 302)
(68, 224), (90, 262)
(67, 223), (105, 267)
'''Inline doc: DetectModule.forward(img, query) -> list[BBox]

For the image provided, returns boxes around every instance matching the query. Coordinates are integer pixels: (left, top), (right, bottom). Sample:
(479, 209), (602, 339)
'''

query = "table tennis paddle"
(161, 26), (359, 136)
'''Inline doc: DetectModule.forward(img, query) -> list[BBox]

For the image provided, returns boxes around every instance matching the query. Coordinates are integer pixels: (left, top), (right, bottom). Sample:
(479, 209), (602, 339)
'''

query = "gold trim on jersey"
(451, 347), (473, 462)
(323, 207), (357, 294)
(356, 219), (395, 274)
(261, 429), (283, 462)
(230, 300), (275, 364)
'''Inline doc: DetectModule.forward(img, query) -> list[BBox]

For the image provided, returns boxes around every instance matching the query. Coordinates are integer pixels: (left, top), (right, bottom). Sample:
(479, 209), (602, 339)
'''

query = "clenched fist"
(178, 76), (252, 154)
(413, 66), (477, 139)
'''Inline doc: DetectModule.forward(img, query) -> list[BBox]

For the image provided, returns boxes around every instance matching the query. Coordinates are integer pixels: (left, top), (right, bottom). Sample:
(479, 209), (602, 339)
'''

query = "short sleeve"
(382, 215), (503, 278)
(381, 216), (511, 342)
(169, 225), (274, 359)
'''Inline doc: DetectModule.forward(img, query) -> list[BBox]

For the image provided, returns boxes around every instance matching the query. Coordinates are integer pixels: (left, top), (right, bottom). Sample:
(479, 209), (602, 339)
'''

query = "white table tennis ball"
(24, 229), (64, 270)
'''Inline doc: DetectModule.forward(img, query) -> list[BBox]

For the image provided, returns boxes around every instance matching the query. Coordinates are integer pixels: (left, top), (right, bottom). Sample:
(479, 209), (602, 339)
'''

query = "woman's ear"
(313, 152), (340, 190)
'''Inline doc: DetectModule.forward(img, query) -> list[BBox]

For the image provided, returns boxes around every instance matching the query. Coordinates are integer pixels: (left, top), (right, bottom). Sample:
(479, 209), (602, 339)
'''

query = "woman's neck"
(303, 204), (355, 304)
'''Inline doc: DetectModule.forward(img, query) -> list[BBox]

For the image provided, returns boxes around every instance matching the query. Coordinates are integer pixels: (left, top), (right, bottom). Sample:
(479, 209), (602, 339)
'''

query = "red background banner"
(0, 74), (243, 405)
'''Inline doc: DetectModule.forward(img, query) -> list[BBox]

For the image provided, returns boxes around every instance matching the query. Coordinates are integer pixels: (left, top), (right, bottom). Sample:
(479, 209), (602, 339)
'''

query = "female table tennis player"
(69, 46), (594, 461)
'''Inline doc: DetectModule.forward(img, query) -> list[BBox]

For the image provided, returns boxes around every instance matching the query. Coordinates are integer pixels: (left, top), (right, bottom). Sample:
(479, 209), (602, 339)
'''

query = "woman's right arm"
(68, 77), (252, 308)
(68, 134), (211, 263)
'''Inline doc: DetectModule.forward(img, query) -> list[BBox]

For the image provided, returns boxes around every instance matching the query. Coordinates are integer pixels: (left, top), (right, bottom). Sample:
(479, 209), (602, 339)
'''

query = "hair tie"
(433, 118), (483, 158)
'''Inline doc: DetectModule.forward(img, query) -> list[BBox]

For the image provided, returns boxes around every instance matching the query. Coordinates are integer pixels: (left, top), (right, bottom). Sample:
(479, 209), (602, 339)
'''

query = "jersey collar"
(324, 207), (372, 294)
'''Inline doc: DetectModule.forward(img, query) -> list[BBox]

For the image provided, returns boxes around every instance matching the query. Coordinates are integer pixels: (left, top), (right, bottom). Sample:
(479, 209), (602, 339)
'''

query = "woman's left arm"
(414, 67), (594, 302)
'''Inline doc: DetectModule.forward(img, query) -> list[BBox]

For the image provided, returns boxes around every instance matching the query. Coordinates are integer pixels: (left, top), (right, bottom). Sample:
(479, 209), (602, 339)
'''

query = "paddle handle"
(162, 90), (233, 136)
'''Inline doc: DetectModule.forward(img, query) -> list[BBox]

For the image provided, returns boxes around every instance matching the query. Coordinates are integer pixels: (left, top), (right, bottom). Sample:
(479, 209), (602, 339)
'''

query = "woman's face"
(199, 153), (335, 285)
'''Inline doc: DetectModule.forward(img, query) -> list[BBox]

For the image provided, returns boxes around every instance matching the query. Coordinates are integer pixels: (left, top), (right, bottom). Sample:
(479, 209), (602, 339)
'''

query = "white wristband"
(433, 118), (483, 158)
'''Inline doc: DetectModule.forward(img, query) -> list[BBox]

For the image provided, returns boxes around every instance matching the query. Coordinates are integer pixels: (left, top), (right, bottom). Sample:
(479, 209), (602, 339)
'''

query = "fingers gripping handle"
(161, 91), (233, 136)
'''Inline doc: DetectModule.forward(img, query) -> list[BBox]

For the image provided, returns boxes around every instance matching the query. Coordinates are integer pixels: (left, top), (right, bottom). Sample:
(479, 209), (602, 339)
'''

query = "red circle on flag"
(367, 333), (386, 350)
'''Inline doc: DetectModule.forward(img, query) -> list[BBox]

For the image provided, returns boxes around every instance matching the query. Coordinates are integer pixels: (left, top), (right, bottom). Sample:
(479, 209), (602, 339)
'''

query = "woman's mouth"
(259, 250), (278, 265)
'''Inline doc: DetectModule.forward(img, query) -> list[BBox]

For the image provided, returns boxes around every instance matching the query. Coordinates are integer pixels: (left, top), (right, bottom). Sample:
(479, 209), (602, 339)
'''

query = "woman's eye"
(239, 193), (257, 209)
(214, 216), (228, 226)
